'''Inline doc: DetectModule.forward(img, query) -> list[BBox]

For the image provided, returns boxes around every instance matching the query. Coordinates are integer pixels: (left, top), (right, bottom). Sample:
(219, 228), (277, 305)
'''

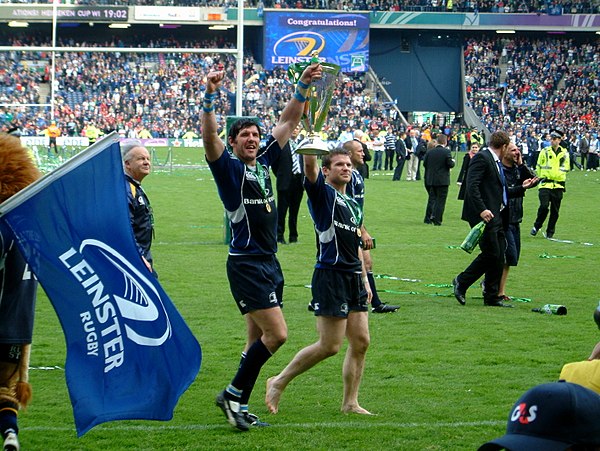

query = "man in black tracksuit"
(121, 140), (156, 277)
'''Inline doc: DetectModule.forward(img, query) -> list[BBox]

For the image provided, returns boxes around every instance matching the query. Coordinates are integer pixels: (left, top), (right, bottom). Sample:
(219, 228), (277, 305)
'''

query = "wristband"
(294, 91), (306, 103)
(204, 91), (217, 101)
(297, 79), (310, 90)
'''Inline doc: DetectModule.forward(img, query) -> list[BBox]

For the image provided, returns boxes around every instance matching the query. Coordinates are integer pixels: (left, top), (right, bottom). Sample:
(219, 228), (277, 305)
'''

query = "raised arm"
(201, 70), (226, 163)
(272, 63), (323, 148)
(303, 154), (319, 184)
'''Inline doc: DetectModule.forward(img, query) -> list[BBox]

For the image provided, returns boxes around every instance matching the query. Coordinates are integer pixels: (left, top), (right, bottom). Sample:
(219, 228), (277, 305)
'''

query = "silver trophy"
(288, 54), (341, 155)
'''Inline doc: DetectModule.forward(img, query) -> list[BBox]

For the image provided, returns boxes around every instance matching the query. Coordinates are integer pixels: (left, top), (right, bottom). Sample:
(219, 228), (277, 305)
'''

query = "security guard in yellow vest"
(470, 129), (484, 148)
(531, 129), (570, 239)
(85, 123), (102, 145)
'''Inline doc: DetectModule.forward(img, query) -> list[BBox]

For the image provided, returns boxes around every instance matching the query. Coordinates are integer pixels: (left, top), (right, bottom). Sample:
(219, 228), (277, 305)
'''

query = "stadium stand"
(0, 30), (598, 148)
(1, 0), (598, 13)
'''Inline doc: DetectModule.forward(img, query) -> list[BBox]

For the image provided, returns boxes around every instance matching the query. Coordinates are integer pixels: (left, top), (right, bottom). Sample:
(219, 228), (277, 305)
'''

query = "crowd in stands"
(0, 34), (394, 143)
(0, 33), (598, 156)
(464, 35), (599, 143)
(4, 0), (599, 13)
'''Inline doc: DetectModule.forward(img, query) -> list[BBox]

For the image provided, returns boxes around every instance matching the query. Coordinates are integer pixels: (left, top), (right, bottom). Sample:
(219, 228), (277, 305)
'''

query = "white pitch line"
(23, 419), (504, 433)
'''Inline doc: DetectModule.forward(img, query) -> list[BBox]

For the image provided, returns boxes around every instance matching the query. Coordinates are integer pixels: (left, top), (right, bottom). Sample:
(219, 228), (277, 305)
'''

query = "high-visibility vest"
(537, 145), (569, 190)
(86, 126), (100, 141)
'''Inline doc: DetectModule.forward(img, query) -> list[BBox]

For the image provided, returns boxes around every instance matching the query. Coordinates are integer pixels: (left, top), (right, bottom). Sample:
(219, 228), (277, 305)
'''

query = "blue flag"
(0, 133), (201, 436)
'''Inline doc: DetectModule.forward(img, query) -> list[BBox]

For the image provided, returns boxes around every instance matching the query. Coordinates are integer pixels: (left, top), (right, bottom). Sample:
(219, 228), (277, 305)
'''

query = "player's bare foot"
(341, 404), (373, 415)
(265, 377), (282, 414)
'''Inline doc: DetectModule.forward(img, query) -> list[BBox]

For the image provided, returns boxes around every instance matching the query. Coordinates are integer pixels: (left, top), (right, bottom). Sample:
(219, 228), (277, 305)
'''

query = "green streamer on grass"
(508, 297), (532, 303)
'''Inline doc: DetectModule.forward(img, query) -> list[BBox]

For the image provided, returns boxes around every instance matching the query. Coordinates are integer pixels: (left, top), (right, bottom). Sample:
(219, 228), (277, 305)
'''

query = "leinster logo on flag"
(59, 240), (173, 373)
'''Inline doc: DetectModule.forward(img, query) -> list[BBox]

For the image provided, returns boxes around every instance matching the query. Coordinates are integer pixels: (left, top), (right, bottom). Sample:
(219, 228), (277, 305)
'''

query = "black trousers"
(424, 185), (449, 225)
(457, 217), (506, 302)
(392, 158), (405, 181)
(384, 148), (395, 170)
(534, 188), (563, 235)
(277, 175), (304, 242)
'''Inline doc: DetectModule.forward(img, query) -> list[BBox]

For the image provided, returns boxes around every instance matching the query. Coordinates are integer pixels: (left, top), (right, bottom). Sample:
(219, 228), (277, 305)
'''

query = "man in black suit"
(423, 134), (455, 225)
(392, 131), (408, 181)
(452, 130), (513, 308)
(274, 125), (304, 244)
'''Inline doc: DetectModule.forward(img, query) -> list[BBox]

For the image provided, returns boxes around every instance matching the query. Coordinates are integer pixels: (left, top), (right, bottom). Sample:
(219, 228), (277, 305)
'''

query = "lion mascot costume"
(0, 134), (41, 451)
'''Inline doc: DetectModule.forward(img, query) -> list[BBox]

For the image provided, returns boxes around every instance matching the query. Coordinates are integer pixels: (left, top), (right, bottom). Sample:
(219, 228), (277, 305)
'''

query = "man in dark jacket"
(273, 125), (304, 244)
(498, 142), (538, 300)
(452, 131), (514, 307)
(452, 131), (535, 307)
(121, 140), (156, 276)
(423, 134), (455, 225)
(392, 131), (408, 181)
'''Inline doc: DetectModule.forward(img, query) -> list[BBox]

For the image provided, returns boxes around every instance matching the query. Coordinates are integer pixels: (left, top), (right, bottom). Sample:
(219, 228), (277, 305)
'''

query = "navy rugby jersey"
(208, 135), (280, 256)
(346, 169), (365, 210)
(304, 171), (363, 272)
(0, 221), (37, 343)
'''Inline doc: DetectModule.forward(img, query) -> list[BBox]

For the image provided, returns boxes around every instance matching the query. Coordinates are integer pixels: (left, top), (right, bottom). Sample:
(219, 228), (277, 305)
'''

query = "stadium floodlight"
(8, 21), (29, 28)
(108, 24), (131, 29)
(209, 25), (233, 30)
(496, 30), (516, 34)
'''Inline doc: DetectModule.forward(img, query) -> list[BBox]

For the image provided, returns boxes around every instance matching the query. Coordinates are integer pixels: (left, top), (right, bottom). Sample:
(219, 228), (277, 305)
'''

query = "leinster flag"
(0, 133), (201, 436)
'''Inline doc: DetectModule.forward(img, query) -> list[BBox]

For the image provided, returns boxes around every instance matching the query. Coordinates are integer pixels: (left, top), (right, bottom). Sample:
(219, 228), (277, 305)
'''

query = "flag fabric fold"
(0, 133), (201, 436)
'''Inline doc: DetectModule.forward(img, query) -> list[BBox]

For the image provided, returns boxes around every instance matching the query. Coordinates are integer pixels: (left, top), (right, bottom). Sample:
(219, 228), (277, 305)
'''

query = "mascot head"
(0, 134), (41, 203)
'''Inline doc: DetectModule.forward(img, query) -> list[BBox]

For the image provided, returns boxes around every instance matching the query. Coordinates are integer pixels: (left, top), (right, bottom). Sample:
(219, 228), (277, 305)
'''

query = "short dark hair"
(322, 147), (350, 169)
(228, 119), (262, 143)
(489, 131), (510, 149)
(436, 134), (448, 146)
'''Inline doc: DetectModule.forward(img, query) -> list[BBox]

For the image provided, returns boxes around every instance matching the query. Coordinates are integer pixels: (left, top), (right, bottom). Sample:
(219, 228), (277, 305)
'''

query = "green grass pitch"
(24, 147), (600, 450)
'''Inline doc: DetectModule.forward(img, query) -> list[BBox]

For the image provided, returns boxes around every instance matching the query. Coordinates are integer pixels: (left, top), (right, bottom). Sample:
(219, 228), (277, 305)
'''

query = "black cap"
(478, 382), (600, 451)
(550, 129), (564, 139)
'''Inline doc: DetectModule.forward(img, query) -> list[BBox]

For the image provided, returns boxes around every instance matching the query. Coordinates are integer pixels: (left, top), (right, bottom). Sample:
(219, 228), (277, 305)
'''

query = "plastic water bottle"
(531, 304), (567, 315)
(460, 221), (486, 254)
